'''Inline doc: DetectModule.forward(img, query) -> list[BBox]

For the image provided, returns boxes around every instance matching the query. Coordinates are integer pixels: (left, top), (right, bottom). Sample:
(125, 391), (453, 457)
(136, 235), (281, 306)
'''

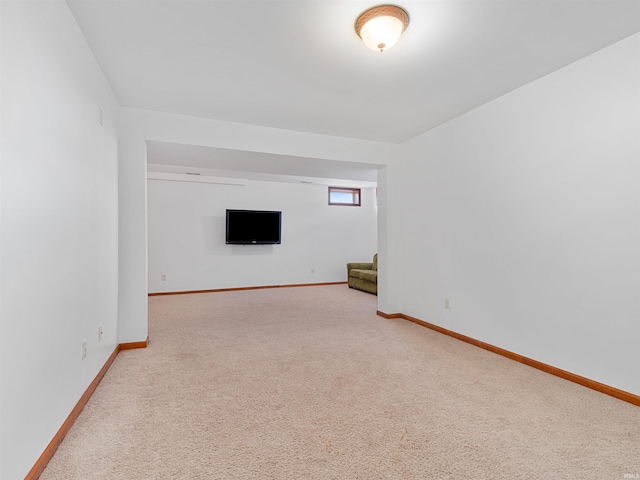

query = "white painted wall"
(0, 2), (119, 478)
(148, 178), (377, 292)
(392, 34), (640, 395)
(376, 165), (404, 314)
(117, 119), (148, 344)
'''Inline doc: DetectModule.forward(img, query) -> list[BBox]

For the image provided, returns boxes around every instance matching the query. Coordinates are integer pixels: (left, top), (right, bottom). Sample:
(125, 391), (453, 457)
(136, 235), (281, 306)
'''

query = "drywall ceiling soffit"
(67, 0), (640, 144)
(146, 165), (377, 188)
(146, 142), (379, 187)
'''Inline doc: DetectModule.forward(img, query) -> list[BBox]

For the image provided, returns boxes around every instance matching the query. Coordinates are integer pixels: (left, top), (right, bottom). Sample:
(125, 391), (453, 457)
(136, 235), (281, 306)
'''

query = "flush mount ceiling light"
(355, 4), (409, 52)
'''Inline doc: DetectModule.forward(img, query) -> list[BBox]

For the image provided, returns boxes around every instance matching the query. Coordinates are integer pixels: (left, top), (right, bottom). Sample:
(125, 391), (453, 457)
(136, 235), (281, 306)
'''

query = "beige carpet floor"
(41, 285), (639, 479)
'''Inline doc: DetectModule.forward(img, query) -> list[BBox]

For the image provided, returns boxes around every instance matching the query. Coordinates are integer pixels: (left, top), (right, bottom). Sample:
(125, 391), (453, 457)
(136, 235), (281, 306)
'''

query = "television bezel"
(225, 209), (282, 245)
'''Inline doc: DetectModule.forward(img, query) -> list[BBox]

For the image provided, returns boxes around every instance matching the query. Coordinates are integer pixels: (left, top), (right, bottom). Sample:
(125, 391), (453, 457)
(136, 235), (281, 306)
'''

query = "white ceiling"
(67, 0), (640, 182)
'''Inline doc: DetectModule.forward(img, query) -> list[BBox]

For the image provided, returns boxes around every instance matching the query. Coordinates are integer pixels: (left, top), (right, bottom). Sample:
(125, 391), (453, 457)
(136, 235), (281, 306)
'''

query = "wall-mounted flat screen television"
(226, 209), (282, 245)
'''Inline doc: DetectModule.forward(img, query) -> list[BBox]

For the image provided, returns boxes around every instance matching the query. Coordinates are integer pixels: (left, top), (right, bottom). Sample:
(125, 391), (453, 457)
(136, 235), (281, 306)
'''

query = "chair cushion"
(360, 270), (378, 283)
(349, 268), (377, 283)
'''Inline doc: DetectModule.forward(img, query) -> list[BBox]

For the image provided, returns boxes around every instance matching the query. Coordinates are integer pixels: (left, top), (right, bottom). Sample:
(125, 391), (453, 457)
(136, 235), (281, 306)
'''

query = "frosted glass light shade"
(355, 5), (409, 52)
(360, 16), (404, 51)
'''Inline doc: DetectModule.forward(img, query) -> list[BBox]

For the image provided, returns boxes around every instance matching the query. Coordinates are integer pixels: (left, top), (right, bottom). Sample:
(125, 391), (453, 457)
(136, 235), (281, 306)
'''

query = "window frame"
(328, 187), (361, 207)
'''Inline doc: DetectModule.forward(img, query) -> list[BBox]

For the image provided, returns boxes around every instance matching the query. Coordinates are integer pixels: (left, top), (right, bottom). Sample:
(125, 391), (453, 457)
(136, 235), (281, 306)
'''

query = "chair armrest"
(347, 262), (374, 274)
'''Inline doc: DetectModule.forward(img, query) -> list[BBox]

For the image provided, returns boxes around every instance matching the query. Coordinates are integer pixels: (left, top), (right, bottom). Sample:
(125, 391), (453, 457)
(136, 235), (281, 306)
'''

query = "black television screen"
(226, 209), (282, 245)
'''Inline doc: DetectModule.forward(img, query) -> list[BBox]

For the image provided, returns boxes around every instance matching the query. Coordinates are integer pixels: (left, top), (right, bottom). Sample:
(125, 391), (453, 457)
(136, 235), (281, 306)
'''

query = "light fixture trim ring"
(355, 4), (410, 40)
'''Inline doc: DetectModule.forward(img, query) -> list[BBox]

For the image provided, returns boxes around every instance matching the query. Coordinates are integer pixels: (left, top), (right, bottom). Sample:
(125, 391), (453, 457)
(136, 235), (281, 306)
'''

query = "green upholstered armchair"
(347, 254), (377, 295)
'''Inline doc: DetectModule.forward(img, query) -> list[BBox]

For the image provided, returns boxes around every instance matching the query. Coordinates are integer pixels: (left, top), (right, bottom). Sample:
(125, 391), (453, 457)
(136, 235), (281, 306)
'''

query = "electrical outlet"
(82, 340), (87, 360)
(311, 268), (314, 274)
(161, 274), (166, 281)
(444, 298), (451, 310)
(98, 325), (103, 342)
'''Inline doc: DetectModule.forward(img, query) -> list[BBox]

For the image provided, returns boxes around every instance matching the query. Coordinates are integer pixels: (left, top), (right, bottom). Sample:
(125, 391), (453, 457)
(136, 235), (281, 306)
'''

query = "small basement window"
(328, 187), (361, 206)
